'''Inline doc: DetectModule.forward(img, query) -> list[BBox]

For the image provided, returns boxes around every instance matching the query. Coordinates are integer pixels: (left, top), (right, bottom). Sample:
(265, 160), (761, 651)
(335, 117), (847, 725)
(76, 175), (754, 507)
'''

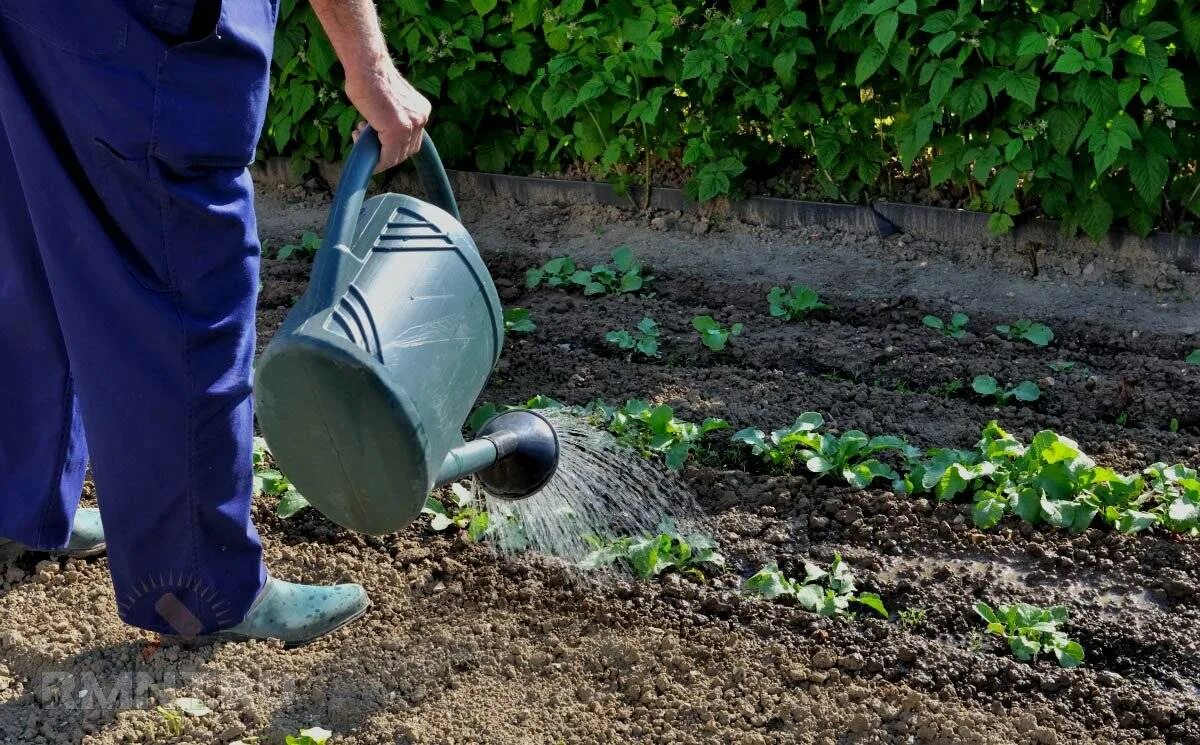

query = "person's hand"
(344, 59), (431, 173)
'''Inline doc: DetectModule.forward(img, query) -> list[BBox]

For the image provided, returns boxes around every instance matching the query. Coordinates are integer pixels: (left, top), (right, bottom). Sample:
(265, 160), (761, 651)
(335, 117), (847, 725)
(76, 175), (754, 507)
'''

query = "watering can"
(254, 127), (559, 535)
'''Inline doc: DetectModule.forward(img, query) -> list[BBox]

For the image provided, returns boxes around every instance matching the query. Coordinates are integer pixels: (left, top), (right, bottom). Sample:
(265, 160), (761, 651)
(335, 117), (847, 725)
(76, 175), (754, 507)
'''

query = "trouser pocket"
(151, 0), (277, 170)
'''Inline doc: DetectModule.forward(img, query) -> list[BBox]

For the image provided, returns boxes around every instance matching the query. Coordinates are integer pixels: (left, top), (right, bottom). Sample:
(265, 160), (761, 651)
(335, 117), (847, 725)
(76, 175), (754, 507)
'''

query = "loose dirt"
(2, 181), (1198, 745)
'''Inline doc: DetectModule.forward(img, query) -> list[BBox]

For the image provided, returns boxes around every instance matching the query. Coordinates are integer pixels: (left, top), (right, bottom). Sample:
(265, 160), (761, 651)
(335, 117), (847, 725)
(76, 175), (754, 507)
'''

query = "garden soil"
(2, 181), (1199, 745)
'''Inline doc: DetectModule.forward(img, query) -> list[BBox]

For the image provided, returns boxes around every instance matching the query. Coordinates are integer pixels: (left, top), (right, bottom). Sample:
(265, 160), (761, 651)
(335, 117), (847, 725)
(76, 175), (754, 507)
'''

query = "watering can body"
(255, 130), (555, 535)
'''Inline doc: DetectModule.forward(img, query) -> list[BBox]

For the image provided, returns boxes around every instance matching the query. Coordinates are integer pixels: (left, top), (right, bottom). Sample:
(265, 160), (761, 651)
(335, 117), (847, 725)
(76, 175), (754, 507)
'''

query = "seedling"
(744, 555), (887, 619)
(931, 379), (964, 397)
(154, 706), (185, 738)
(922, 312), (969, 340)
(467, 395), (563, 433)
(591, 399), (728, 469)
(1188, 349), (1200, 365)
(1047, 361), (1076, 373)
(733, 412), (916, 488)
(422, 483), (490, 542)
(253, 437), (310, 518)
(692, 315), (744, 351)
(1143, 462), (1200, 535)
(276, 231), (320, 261)
(974, 602), (1084, 668)
(526, 247), (653, 295)
(605, 317), (662, 358)
(504, 307), (535, 334)
(767, 285), (830, 321)
(285, 728), (333, 745)
(898, 607), (927, 627)
(996, 320), (1054, 347)
(580, 521), (724, 579)
(972, 375), (1041, 404)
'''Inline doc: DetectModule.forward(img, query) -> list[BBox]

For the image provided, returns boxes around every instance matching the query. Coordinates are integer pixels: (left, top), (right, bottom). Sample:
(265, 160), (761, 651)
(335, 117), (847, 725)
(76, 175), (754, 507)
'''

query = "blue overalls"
(0, 0), (277, 634)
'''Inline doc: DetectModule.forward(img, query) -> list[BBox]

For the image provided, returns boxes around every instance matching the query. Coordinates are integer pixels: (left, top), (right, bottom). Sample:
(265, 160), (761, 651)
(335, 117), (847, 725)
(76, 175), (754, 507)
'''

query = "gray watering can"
(254, 127), (558, 535)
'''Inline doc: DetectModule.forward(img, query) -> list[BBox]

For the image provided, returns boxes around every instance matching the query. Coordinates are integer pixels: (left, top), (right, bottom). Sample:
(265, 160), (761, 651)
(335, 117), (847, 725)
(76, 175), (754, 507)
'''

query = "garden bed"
(2, 185), (1199, 744)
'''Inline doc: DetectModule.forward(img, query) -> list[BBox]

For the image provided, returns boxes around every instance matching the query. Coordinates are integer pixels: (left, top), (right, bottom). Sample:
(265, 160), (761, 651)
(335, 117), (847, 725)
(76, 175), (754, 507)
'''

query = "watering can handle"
(323, 125), (462, 252)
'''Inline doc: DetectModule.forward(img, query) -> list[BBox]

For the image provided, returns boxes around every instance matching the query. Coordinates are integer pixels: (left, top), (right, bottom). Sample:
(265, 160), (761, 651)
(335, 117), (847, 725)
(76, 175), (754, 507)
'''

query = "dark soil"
(1, 183), (1198, 745)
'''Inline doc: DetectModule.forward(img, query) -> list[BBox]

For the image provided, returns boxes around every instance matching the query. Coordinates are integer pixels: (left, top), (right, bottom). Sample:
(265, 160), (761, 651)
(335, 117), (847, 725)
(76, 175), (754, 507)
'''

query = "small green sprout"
(898, 607), (927, 626)
(155, 706), (184, 738)
(580, 521), (724, 579)
(526, 248), (652, 295)
(1187, 349), (1200, 365)
(972, 375), (1041, 404)
(693, 315), (744, 351)
(974, 602), (1084, 668)
(1047, 361), (1076, 373)
(285, 728), (333, 745)
(996, 320), (1054, 347)
(922, 312), (969, 340)
(932, 379), (964, 397)
(767, 285), (830, 321)
(503, 307), (535, 334)
(276, 231), (320, 261)
(605, 317), (662, 358)
(744, 554), (888, 619)
(422, 483), (490, 542)
(253, 437), (310, 518)
(591, 399), (729, 469)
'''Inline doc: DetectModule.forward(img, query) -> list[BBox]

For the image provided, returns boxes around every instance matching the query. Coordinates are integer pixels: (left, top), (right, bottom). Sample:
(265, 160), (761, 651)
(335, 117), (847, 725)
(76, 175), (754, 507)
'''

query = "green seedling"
(276, 231), (320, 261)
(767, 285), (830, 321)
(253, 436), (310, 518)
(285, 728), (333, 745)
(605, 317), (662, 358)
(922, 312), (969, 340)
(996, 320), (1054, 347)
(591, 399), (729, 469)
(504, 307), (535, 334)
(733, 412), (917, 488)
(744, 554), (887, 619)
(1143, 462), (1200, 535)
(972, 375), (1041, 404)
(526, 247), (653, 296)
(898, 607), (927, 627)
(932, 379), (964, 397)
(974, 602), (1084, 668)
(1047, 361), (1076, 373)
(467, 395), (563, 433)
(1188, 349), (1200, 365)
(1169, 417), (1180, 433)
(422, 483), (490, 542)
(580, 521), (724, 580)
(692, 315), (744, 351)
(155, 706), (185, 738)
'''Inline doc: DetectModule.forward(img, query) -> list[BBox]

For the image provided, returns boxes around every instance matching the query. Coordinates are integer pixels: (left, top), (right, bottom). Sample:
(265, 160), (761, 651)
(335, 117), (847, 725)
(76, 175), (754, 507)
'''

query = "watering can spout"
(434, 410), (560, 499)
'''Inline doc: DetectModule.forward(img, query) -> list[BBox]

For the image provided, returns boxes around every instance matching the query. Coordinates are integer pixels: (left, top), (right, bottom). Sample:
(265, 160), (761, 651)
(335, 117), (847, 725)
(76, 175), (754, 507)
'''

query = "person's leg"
(0, 4), (266, 633)
(0, 113), (88, 552)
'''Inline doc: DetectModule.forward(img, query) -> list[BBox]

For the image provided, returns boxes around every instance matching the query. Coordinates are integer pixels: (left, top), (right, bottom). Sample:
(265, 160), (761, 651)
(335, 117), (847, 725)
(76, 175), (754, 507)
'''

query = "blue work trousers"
(0, 0), (277, 633)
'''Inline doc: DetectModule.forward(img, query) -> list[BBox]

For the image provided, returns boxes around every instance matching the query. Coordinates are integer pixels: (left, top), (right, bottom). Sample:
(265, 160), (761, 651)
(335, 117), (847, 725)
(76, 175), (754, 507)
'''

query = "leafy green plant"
(996, 320), (1054, 347)
(504, 307), (536, 334)
(922, 312), (969, 340)
(422, 483), (490, 541)
(1187, 349), (1200, 364)
(526, 247), (652, 296)
(744, 554), (888, 619)
(252, 437), (310, 518)
(276, 231), (320, 261)
(154, 706), (184, 738)
(692, 315), (744, 351)
(898, 607), (927, 627)
(733, 412), (917, 488)
(580, 521), (724, 579)
(605, 317), (662, 358)
(974, 602), (1084, 668)
(284, 728), (333, 745)
(1143, 462), (1200, 534)
(591, 399), (728, 469)
(467, 395), (563, 434)
(767, 285), (830, 321)
(972, 375), (1042, 404)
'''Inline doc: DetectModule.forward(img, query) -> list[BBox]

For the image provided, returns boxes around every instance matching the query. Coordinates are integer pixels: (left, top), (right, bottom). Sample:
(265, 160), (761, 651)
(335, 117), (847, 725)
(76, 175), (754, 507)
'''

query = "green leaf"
(855, 43), (888, 85)
(1054, 640), (1085, 668)
(1153, 69), (1191, 108)
(745, 565), (791, 599)
(470, 0), (498, 14)
(1128, 154), (1169, 205)
(852, 592), (889, 618)
(1052, 48), (1086, 74)
(1011, 381), (1042, 402)
(1187, 349), (1200, 364)
(277, 489), (310, 519)
(875, 11), (899, 48)
(172, 698), (211, 717)
(1003, 72), (1041, 108)
(972, 375), (999, 396)
(501, 44), (533, 75)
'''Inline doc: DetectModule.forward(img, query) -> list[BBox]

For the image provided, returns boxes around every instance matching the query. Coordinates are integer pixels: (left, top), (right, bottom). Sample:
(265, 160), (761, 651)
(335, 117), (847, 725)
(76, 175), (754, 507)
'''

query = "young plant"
(592, 399), (729, 469)
(467, 395), (563, 434)
(744, 554), (887, 619)
(996, 320), (1054, 347)
(422, 483), (490, 542)
(974, 602), (1084, 668)
(733, 413), (916, 488)
(580, 521), (724, 579)
(767, 285), (830, 321)
(692, 315), (743, 351)
(972, 375), (1042, 404)
(922, 312), (969, 340)
(504, 307), (535, 334)
(276, 231), (320, 261)
(253, 437), (309, 518)
(898, 608), (927, 627)
(284, 728), (333, 745)
(1143, 462), (1200, 535)
(526, 247), (652, 296)
(1188, 349), (1200, 365)
(605, 317), (661, 358)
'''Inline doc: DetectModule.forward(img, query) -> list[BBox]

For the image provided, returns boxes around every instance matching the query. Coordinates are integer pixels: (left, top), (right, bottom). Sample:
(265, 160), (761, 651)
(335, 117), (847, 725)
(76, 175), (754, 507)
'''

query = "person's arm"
(309, 0), (431, 171)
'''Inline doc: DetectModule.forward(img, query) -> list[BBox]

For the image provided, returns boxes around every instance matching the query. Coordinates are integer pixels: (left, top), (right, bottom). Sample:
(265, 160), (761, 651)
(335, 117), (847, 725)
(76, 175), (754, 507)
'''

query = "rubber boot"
(0, 507), (106, 559)
(211, 576), (371, 648)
